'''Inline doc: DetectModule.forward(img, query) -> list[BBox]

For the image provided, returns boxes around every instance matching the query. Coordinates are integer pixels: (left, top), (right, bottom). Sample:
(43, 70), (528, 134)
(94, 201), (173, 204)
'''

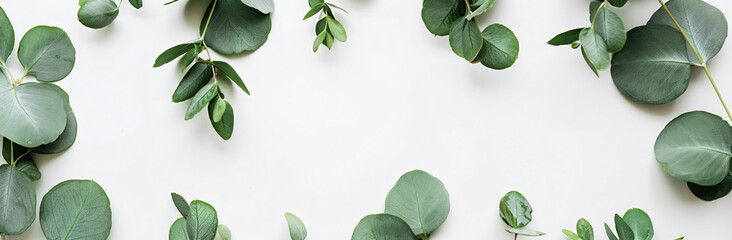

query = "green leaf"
(605, 223), (619, 240)
(0, 164), (36, 235)
(579, 27), (610, 73)
(449, 17), (482, 62)
(208, 99), (234, 140)
(326, 3), (348, 13)
(285, 212), (307, 240)
(212, 98), (226, 123)
(170, 217), (189, 240)
(688, 175), (732, 201)
(173, 62), (214, 103)
(313, 30), (326, 52)
(577, 218), (594, 240)
(610, 25), (692, 104)
(590, 2), (626, 53)
(179, 49), (199, 71)
(40, 180), (112, 240)
(201, 0), (272, 55)
(33, 85), (76, 154)
(608, 0), (628, 8)
(350, 214), (418, 240)
(212, 61), (249, 95)
(324, 33), (334, 50)
(77, 0), (119, 29)
(185, 82), (218, 120)
(563, 229), (580, 240)
(385, 170), (450, 236)
(421, 0), (467, 36)
(186, 200), (218, 240)
(240, 0), (274, 14)
(466, 0), (496, 20)
(309, 0), (324, 8)
(499, 191), (532, 229)
(303, 3), (324, 20)
(582, 49), (599, 76)
(217, 224), (231, 240)
(171, 192), (190, 218)
(470, 40), (488, 64)
(18, 26), (75, 82)
(326, 17), (347, 42)
(622, 208), (653, 240)
(129, 0), (143, 8)
(648, 0), (727, 63)
(480, 24), (519, 70)
(548, 28), (583, 46)
(0, 82), (67, 148)
(505, 228), (545, 236)
(614, 214), (634, 240)
(3, 138), (41, 181)
(155, 42), (198, 68)
(0, 6), (14, 62)
(654, 111), (732, 186)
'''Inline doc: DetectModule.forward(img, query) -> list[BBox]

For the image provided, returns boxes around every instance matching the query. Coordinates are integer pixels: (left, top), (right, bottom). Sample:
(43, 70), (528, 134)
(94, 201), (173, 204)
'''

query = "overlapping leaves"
(304, 0), (348, 52)
(499, 191), (544, 237)
(168, 193), (231, 240)
(421, 0), (519, 69)
(563, 209), (661, 240)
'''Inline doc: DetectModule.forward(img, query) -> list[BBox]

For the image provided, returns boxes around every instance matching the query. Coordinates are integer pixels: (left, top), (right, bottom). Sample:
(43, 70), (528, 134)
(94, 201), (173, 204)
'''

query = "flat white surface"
(2, 0), (732, 239)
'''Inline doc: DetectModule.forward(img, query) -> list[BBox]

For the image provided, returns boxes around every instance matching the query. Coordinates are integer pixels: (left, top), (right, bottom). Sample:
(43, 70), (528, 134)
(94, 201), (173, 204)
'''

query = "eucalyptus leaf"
(622, 208), (653, 240)
(563, 229), (580, 240)
(185, 82), (218, 120)
(582, 49), (599, 76)
(187, 200), (218, 240)
(654, 111), (732, 186)
(590, 2), (626, 53)
(201, 0), (272, 54)
(351, 214), (418, 240)
(421, 0), (467, 36)
(212, 61), (250, 95)
(240, 0), (274, 14)
(326, 17), (347, 42)
(0, 82), (67, 148)
(608, 0), (628, 8)
(18, 26), (75, 82)
(385, 170), (450, 236)
(3, 138), (41, 181)
(314, 30), (326, 52)
(579, 27), (610, 73)
(577, 218), (594, 240)
(548, 28), (583, 46)
(325, 33), (334, 50)
(170, 217), (189, 240)
(285, 213), (307, 240)
(172, 192), (190, 218)
(688, 175), (732, 201)
(499, 191), (532, 229)
(326, 3), (348, 13)
(648, 0), (727, 63)
(173, 62), (214, 103)
(39, 180), (112, 240)
(217, 224), (231, 240)
(605, 223), (619, 240)
(480, 24), (519, 70)
(212, 98), (226, 123)
(179, 49), (199, 71)
(129, 0), (143, 9)
(33, 85), (76, 154)
(614, 214), (634, 240)
(611, 25), (692, 104)
(309, 0), (324, 8)
(78, 0), (119, 29)
(208, 99), (234, 140)
(449, 18), (482, 62)
(0, 164), (36, 235)
(303, 4), (324, 20)
(0, 6), (14, 62)
(505, 227), (545, 236)
(466, 0), (496, 20)
(155, 42), (198, 68)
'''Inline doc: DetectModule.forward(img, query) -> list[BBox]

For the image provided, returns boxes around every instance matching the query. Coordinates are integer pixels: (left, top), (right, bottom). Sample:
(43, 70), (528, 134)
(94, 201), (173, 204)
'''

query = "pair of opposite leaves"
(421, 0), (519, 70)
(563, 208), (664, 240)
(168, 193), (232, 240)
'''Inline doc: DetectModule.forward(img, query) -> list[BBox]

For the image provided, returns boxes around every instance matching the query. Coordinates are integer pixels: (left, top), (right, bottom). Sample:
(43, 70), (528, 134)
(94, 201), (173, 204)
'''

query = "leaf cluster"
(499, 191), (545, 237)
(169, 193), (231, 240)
(304, 0), (348, 52)
(562, 208), (684, 240)
(77, 0), (143, 29)
(421, 0), (519, 69)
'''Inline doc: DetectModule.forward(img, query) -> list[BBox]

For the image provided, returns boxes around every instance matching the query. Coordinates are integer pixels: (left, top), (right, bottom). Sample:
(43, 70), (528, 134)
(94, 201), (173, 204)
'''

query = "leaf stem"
(13, 149), (30, 166)
(9, 141), (13, 166)
(657, 0), (732, 121)
(514, 233), (518, 240)
(0, 60), (17, 86)
(199, 0), (219, 86)
(590, 1), (607, 27)
(1, 232), (5, 240)
(464, 0), (472, 15)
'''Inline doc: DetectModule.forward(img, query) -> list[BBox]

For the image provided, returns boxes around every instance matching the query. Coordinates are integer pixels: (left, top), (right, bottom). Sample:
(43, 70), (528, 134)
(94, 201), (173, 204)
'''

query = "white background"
(2, 0), (732, 239)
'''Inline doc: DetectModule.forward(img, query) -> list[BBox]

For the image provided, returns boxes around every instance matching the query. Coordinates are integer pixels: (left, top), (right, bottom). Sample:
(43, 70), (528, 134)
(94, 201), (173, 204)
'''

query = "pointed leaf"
(303, 4), (324, 20)
(0, 6), (14, 62)
(129, 0), (143, 8)
(579, 27), (610, 72)
(185, 82), (218, 120)
(548, 28), (583, 46)
(506, 228), (545, 236)
(326, 3), (348, 13)
(605, 223), (619, 240)
(563, 229), (580, 240)
(285, 213), (307, 240)
(208, 99), (234, 140)
(173, 62), (214, 103)
(155, 42), (197, 68)
(614, 214), (634, 240)
(171, 193), (190, 218)
(326, 17), (347, 42)
(212, 61), (249, 95)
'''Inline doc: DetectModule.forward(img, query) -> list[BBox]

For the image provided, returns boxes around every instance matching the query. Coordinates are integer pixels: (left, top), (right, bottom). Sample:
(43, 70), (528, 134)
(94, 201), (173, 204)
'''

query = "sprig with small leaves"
(169, 193), (231, 240)
(77, 0), (143, 29)
(562, 208), (684, 240)
(499, 191), (545, 239)
(304, 0), (348, 52)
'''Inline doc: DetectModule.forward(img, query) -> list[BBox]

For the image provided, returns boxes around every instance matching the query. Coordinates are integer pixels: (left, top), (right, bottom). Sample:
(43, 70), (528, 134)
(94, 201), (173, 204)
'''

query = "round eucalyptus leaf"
(506, 227), (545, 236)
(201, 0), (272, 55)
(351, 214), (418, 240)
(648, 0), (727, 63)
(480, 24), (519, 70)
(655, 111), (732, 186)
(589, 2), (626, 53)
(385, 170), (450, 237)
(2, 138), (41, 181)
(217, 224), (231, 240)
(208, 99), (234, 140)
(285, 213), (307, 240)
(309, 0), (324, 8)
(169, 217), (189, 240)
(421, 0), (467, 36)
(499, 191), (532, 229)
(78, 0), (119, 29)
(688, 175), (732, 201)
(577, 218), (593, 240)
(622, 208), (653, 240)
(240, 0), (274, 14)
(0, 164), (36, 235)
(449, 18), (482, 62)
(0, 6), (14, 62)
(18, 26), (75, 82)
(40, 180), (112, 240)
(611, 25), (692, 105)
(608, 0), (628, 8)
(186, 200), (218, 240)
(0, 82), (67, 148)
(33, 85), (76, 154)
(579, 27), (610, 72)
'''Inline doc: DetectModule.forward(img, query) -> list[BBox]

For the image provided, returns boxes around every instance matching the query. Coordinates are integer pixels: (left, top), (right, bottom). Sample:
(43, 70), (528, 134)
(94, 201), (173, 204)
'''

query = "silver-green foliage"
(499, 191), (544, 237)
(563, 209), (663, 240)
(77, 0), (143, 29)
(40, 180), (112, 240)
(304, 0), (348, 52)
(169, 193), (230, 240)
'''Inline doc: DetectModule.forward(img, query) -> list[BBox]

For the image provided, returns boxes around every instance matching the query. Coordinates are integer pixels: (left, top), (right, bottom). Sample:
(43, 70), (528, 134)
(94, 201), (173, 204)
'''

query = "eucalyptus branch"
(200, 0), (219, 85)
